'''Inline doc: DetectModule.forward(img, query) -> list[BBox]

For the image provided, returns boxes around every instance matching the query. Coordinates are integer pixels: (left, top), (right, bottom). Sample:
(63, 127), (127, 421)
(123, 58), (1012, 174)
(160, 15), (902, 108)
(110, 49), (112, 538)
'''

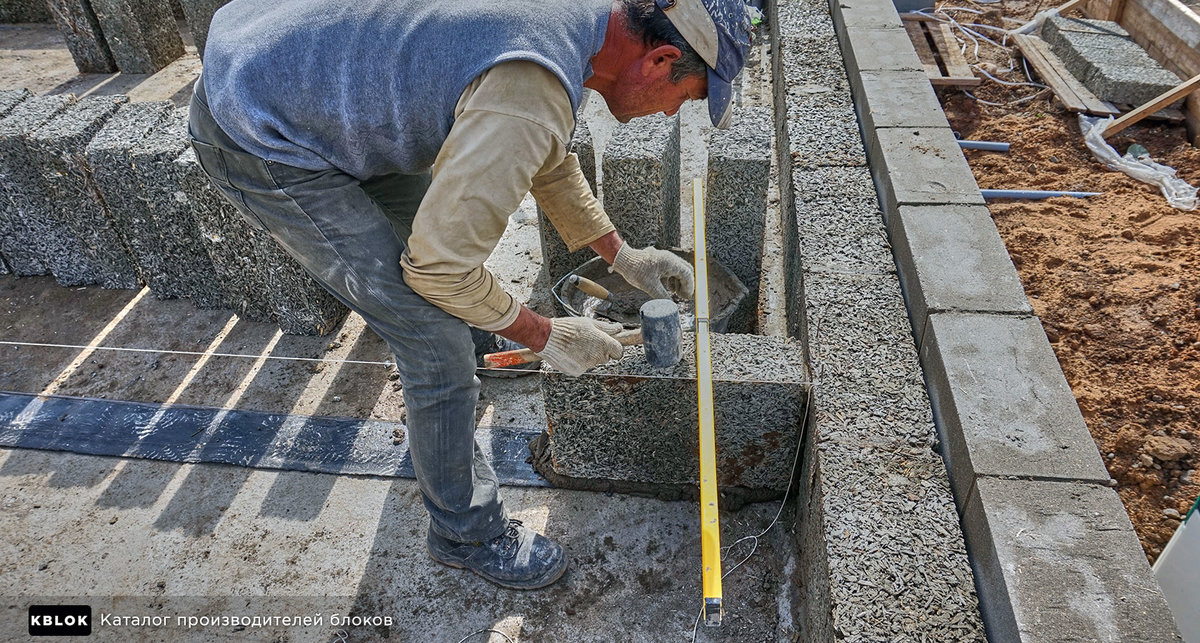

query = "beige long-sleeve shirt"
(400, 61), (614, 331)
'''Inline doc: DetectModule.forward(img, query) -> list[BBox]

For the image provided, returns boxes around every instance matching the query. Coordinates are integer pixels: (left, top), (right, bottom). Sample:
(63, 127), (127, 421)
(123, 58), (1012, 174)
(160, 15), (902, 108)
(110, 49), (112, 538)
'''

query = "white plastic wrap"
(1079, 115), (1199, 212)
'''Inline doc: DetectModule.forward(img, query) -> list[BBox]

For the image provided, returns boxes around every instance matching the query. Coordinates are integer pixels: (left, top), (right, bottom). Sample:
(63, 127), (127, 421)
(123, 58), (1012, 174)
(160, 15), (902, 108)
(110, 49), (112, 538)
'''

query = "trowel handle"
(481, 330), (643, 369)
(568, 275), (612, 301)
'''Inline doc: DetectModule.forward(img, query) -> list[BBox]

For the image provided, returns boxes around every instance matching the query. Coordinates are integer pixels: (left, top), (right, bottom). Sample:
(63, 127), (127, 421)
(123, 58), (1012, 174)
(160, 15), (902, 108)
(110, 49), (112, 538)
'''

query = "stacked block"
(174, 147), (276, 323)
(707, 106), (770, 333)
(131, 111), (224, 306)
(28, 96), (139, 289)
(0, 89), (30, 276)
(537, 120), (597, 286)
(0, 94), (76, 277)
(90, 0), (184, 74)
(262, 251), (348, 336)
(1041, 16), (1182, 106)
(178, 0), (230, 59)
(542, 334), (810, 491)
(87, 100), (176, 294)
(0, 1), (51, 23)
(601, 114), (680, 249)
(45, 0), (117, 73)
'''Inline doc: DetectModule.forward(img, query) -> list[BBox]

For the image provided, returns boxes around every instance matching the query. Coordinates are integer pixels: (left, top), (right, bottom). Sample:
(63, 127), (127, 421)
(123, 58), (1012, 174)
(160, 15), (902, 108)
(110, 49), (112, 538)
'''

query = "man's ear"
(640, 44), (682, 78)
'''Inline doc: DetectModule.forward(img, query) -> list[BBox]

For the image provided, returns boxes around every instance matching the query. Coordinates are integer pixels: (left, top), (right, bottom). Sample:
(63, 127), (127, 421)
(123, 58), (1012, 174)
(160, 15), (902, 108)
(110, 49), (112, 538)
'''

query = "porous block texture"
(541, 334), (810, 491)
(131, 111), (224, 306)
(792, 166), (892, 275)
(869, 127), (985, 212)
(178, 0), (229, 59)
(90, 0), (184, 74)
(922, 312), (1111, 506)
(175, 148), (276, 324)
(263, 252), (348, 336)
(27, 95), (138, 289)
(778, 34), (853, 111)
(889, 205), (1031, 347)
(0, 89), (31, 119)
(0, 94), (76, 277)
(1041, 16), (1182, 106)
(0, 0), (52, 22)
(963, 477), (1182, 641)
(538, 120), (596, 285)
(87, 100), (175, 294)
(45, 0), (116, 73)
(601, 114), (679, 249)
(707, 106), (770, 333)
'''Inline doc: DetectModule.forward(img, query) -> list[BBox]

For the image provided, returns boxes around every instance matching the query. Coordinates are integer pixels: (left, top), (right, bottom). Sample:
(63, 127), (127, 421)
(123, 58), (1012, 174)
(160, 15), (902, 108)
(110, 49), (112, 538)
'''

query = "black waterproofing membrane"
(0, 391), (548, 486)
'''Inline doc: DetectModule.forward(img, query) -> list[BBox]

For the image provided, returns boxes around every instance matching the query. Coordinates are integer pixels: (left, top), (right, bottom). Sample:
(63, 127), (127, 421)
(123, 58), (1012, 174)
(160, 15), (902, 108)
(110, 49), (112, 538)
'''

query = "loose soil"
(928, 0), (1199, 563)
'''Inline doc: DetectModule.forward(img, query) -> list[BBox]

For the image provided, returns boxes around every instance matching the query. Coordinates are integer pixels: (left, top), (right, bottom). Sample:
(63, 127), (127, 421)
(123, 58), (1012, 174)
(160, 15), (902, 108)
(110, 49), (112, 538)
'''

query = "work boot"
(475, 335), (539, 378)
(426, 519), (568, 590)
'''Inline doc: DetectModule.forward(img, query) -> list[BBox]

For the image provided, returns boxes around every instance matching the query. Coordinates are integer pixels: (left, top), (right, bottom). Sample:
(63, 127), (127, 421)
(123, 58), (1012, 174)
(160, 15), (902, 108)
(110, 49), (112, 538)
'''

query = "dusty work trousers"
(187, 78), (509, 544)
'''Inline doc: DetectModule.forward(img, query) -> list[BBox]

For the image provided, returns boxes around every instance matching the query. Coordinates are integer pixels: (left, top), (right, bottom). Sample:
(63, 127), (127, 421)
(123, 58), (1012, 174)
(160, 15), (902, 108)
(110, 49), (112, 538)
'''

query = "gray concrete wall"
(832, 0), (1183, 638)
(771, 0), (986, 639)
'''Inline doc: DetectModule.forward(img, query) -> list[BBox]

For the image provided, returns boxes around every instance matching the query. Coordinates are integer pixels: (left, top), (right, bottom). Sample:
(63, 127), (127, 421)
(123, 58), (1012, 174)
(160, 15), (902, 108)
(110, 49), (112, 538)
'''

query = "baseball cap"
(655, 0), (757, 128)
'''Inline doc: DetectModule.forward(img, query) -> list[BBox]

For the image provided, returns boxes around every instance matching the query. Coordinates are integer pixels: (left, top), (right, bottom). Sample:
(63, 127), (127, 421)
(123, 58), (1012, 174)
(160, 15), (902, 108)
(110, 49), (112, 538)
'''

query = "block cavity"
(0, 94), (76, 277)
(28, 95), (137, 289)
(45, 0), (117, 73)
(707, 106), (770, 333)
(602, 114), (680, 249)
(90, 0), (184, 74)
(541, 333), (810, 491)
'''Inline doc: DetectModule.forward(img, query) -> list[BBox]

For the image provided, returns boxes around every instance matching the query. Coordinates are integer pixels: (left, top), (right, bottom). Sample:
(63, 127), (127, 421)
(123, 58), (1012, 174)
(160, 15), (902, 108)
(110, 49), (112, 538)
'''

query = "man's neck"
(584, 4), (644, 95)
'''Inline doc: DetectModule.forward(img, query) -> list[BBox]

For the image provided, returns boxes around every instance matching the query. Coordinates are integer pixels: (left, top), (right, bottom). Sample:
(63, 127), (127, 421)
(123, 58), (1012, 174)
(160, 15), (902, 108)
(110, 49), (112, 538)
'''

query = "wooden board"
(901, 16), (980, 87)
(1013, 34), (1122, 115)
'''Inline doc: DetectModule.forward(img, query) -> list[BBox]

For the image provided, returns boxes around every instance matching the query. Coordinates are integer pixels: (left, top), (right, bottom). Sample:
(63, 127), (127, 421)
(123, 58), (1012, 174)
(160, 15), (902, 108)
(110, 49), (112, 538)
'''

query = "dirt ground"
(925, 1), (1199, 563)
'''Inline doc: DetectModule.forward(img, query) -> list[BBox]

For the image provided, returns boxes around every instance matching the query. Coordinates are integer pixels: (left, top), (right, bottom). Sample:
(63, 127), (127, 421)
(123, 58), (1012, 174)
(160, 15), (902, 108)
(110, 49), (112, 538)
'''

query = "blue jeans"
(187, 78), (508, 543)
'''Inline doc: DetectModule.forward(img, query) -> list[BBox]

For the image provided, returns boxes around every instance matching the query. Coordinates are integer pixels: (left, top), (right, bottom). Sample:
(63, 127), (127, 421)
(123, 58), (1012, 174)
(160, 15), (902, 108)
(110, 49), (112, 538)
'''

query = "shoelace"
(491, 519), (523, 559)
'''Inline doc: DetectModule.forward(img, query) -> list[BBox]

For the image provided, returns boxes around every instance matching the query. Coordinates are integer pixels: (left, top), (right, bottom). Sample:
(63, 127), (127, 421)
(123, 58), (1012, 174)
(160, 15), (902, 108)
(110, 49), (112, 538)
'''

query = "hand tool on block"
(482, 329), (644, 368)
(568, 275), (614, 312)
(692, 177), (723, 627)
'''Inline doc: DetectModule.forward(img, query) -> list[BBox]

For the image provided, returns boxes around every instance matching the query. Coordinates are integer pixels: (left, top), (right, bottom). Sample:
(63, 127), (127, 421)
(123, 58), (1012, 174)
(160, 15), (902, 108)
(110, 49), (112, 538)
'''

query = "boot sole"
(427, 546), (568, 590)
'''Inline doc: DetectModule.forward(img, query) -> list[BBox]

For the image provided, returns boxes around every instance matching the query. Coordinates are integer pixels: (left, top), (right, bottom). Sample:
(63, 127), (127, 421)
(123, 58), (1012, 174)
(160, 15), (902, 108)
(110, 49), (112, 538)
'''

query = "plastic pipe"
(981, 189), (1100, 200)
(958, 140), (1011, 152)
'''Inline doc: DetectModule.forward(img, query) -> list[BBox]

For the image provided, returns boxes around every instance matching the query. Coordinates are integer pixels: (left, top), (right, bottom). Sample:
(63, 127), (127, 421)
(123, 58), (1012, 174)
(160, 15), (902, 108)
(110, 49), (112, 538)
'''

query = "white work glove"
(610, 243), (696, 300)
(536, 317), (624, 377)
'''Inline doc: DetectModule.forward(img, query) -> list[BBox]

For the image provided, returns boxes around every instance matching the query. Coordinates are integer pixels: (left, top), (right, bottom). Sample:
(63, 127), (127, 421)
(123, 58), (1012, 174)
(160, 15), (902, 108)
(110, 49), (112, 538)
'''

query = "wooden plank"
(933, 22), (979, 82)
(1107, 0), (1128, 20)
(1104, 74), (1200, 135)
(1016, 34), (1122, 115)
(905, 21), (943, 80)
(1013, 34), (1090, 112)
(1013, 0), (1090, 33)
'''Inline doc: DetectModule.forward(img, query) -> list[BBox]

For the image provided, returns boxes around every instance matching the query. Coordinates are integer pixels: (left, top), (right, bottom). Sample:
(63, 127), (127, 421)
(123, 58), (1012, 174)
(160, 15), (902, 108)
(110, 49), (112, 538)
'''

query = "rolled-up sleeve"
(401, 61), (588, 331)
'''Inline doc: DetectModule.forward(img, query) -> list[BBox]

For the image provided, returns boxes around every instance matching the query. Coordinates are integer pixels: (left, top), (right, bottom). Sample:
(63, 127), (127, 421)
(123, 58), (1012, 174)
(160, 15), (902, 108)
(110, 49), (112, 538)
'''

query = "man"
(189, 0), (753, 590)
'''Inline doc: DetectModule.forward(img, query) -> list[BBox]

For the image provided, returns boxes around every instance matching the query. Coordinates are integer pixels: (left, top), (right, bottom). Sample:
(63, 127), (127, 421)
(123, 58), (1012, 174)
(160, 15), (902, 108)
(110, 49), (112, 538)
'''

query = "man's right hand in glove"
(535, 317), (624, 377)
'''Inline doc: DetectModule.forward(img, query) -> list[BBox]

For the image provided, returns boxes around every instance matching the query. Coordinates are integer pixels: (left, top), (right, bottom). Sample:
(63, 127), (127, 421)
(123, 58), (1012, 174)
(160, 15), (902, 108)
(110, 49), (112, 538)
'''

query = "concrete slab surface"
(0, 448), (800, 642)
(869, 127), (986, 213)
(922, 313), (1112, 506)
(963, 477), (1181, 641)
(856, 69), (951, 132)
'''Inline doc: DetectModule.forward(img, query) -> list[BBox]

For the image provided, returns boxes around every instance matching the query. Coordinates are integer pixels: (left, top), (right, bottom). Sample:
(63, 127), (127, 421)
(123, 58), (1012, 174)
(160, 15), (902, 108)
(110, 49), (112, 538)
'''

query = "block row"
(0, 90), (346, 335)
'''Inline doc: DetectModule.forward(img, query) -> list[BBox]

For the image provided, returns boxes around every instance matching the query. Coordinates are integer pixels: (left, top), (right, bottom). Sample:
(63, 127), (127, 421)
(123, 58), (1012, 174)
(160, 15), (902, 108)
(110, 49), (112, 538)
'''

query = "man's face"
(604, 46), (708, 123)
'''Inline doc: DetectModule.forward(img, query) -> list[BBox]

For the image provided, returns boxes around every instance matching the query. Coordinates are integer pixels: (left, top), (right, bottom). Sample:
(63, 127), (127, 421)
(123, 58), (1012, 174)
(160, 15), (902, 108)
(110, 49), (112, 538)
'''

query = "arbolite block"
(178, 0), (230, 59)
(262, 251), (349, 336)
(174, 147), (275, 324)
(86, 100), (175, 294)
(0, 94), (75, 277)
(130, 110), (224, 307)
(541, 334), (810, 491)
(706, 106), (770, 333)
(45, 0), (117, 73)
(538, 119), (597, 286)
(0, 89), (31, 118)
(0, 1), (52, 22)
(90, 0), (184, 74)
(27, 95), (138, 289)
(601, 113), (680, 249)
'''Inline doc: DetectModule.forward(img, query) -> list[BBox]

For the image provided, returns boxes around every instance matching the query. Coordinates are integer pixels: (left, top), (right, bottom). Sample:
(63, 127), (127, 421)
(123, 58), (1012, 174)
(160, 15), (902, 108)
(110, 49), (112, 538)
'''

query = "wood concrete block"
(45, 0), (117, 73)
(537, 120), (596, 287)
(177, 0), (229, 59)
(0, 0), (52, 22)
(602, 114), (679, 249)
(963, 477), (1182, 642)
(921, 312), (1111, 508)
(90, 0), (184, 74)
